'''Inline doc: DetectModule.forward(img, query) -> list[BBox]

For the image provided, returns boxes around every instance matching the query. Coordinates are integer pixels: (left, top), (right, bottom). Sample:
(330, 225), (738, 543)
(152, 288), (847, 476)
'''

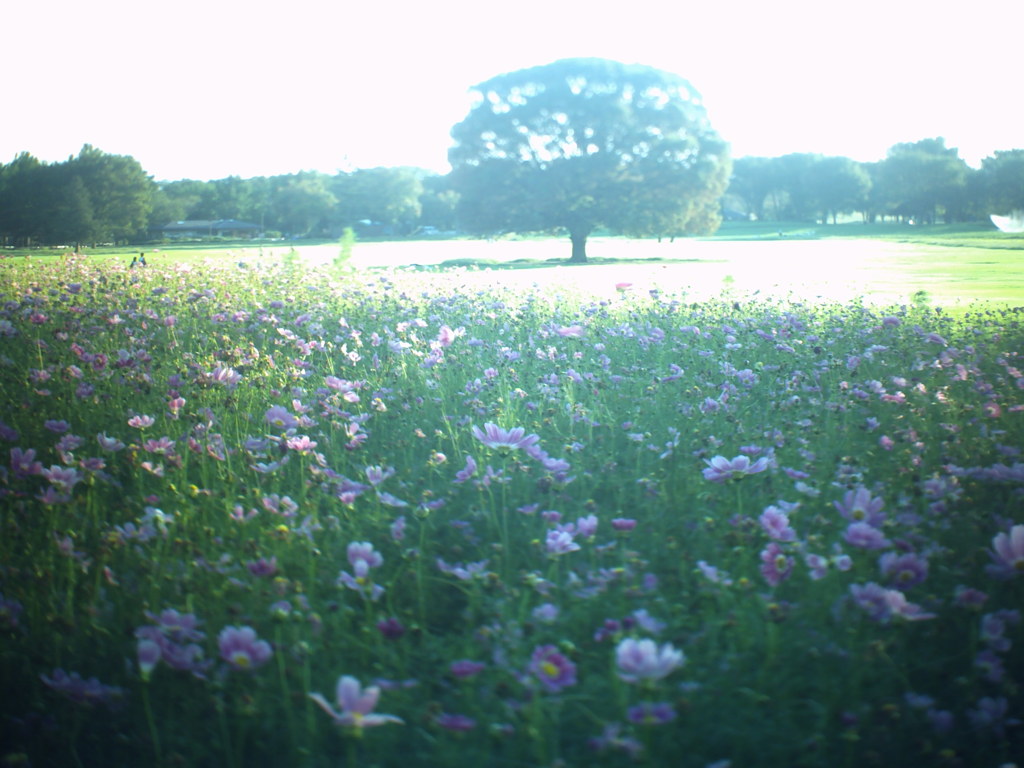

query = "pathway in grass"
(320, 238), (1024, 306)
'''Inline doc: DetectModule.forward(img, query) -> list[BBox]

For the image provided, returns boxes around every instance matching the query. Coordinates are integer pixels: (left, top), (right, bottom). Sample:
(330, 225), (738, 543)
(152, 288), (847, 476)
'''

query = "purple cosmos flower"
(347, 541), (383, 578)
(529, 644), (577, 692)
(471, 422), (540, 451)
(532, 603), (560, 623)
(376, 617), (406, 640)
(454, 455), (477, 483)
(207, 366), (241, 387)
(834, 486), (886, 526)
(265, 405), (299, 431)
(627, 701), (677, 725)
(41, 669), (123, 707)
(436, 558), (490, 580)
(449, 659), (486, 679)
(702, 455), (770, 483)
(309, 675), (403, 730)
(42, 465), (82, 492)
(435, 713), (477, 731)
(589, 723), (644, 759)
(246, 556), (278, 577)
(137, 639), (162, 679)
(575, 514), (599, 539)
(0, 593), (24, 629)
(987, 524), (1024, 578)
(696, 560), (733, 585)
(967, 696), (1017, 736)
(134, 609), (208, 677)
(545, 529), (580, 556)
(844, 522), (891, 550)
(611, 517), (637, 531)
(218, 625), (272, 671)
(97, 432), (125, 451)
(980, 610), (1020, 652)
(878, 551), (929, 589)
(10, 447), (43, 478)
(632, 609), (666, 635)
(805, 554), (829, 580)
(615, 638), (685, 683)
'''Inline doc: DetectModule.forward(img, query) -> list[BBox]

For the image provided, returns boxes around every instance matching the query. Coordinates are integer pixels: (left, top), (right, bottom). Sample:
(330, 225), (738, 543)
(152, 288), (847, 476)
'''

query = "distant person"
(129, 256), (138, 269)
(139, 253), (147, 266)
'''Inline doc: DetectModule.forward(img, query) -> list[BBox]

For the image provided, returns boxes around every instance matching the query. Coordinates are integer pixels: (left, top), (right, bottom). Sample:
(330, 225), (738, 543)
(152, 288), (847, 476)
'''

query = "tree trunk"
(569, 230), (588, 263)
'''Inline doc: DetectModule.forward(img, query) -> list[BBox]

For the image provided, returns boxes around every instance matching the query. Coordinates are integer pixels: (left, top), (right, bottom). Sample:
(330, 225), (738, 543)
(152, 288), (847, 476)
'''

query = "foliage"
(448, 58), (732, 261)
(978, 150), (1024, 215)
(0, 255), (1022, 767)
(0, 146), (154, 247)
(872, 139), (970, 224)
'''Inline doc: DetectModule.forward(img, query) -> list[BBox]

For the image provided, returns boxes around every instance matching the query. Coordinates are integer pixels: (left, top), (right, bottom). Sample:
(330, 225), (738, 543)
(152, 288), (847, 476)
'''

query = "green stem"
(276, 626), (299, 758)
(142, 683), (163, 766)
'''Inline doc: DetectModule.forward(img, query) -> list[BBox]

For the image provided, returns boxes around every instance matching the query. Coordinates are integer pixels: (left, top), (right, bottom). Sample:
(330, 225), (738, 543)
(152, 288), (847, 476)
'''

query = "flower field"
(1, 254), (1022, 767)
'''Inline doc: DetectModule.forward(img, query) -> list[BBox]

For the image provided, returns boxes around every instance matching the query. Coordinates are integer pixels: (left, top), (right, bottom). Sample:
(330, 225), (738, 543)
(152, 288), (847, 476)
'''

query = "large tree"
(67, 145), (154, 242)
(874, 138), (969, 224)
(978, 149), (1024, 215)
(448, 58), (731, 262)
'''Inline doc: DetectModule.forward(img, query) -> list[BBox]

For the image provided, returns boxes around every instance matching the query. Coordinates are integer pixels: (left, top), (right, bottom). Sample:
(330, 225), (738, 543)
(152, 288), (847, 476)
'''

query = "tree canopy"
(448, 58), (731, 262)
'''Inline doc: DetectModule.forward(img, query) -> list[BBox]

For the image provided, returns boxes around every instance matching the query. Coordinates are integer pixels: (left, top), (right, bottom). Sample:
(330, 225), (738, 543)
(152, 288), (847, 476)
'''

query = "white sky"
(4, 0), (1021, 181)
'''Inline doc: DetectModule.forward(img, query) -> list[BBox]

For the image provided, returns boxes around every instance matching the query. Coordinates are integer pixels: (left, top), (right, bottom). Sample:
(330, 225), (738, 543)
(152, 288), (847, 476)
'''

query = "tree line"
(0, 146), (458, 248)
(727, 139), (1024, 225)
(2, 135), (1022, 249)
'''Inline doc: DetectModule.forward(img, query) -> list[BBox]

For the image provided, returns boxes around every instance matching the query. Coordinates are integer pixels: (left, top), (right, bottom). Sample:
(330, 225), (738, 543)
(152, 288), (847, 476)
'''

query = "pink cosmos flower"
(759, 543), (794, 587)
(702, 455), (770, 483)
(309, 675), (403, 730)
(759, 505), (796, 541)
(208, 366), (241, 387)
(615, 638), (684, 683)
(987, 524), (1024, 578)
(471, 422), (540, 451)
(545, 529), (580, 556)
(529, 644), (577, 692)
(218, 625), (272, 670)
(849, 583), (936, 623)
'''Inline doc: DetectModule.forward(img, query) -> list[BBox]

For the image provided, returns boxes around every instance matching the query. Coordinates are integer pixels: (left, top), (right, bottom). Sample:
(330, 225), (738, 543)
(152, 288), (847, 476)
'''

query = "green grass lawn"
(4, 222), (1023, 306)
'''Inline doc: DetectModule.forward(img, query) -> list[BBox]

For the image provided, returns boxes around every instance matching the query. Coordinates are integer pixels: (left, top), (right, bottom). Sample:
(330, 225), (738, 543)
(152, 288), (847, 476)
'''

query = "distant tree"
(157, 179), (208, 221)
(0, 152), (48, 245)
(147, 185), (192, 230)
(67, 145), (154, 242)
(728, 157), (783, 221)
(418, 174), (460, 231)
(978, 149), (1024, 214)
(333, 167), (424, 233)
(803, 156), (871, 224)
(771, 154), (822, 221)
(448, 58), (731, 262)
(874, 138), (969, 224)
(46, 170), (97, 248)
(270, 173), (336, 237)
